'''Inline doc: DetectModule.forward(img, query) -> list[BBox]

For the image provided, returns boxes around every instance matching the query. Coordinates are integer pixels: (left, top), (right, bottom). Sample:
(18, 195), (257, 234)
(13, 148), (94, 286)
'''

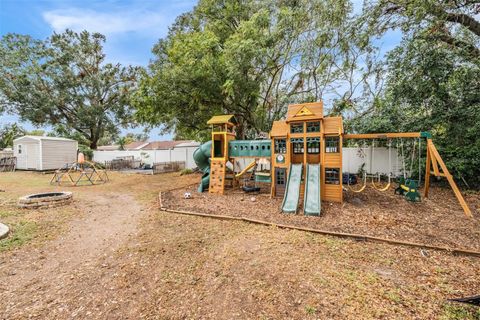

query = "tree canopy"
(362, 0), (480, 61)
(352, 0), (480, 186)
(0, 30), (140, 149)
(0, 123), (25, 149)
(133, 0), (381, 141)
(0, 0), (479, 185)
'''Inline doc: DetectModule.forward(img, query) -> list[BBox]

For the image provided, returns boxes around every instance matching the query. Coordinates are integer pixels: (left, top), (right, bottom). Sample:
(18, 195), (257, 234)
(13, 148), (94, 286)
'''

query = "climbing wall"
(209, 159), (226, 194)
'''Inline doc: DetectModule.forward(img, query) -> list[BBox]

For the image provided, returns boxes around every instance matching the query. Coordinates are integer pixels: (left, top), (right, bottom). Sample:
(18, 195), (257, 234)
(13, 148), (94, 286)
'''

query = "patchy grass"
(0, 220), (37, 252)
(0, 171), (199, 253)
(0, 209), (22, 219)
(385, 289), (403, 304)
(304, 305), (317, 315)
(1, 171), (479, 319)
(0, 205), (74, 252)
(440, 303), (480, 320)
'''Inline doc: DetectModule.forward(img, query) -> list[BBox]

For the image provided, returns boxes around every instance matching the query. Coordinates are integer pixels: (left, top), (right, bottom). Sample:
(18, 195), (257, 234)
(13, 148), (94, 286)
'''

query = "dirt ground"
(163, 182), (480, 252)
(0, 171), (479, 319)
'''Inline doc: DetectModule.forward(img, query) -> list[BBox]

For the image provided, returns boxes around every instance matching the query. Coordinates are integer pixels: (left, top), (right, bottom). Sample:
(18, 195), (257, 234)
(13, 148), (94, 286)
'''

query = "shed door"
(26, 143), (39, 170)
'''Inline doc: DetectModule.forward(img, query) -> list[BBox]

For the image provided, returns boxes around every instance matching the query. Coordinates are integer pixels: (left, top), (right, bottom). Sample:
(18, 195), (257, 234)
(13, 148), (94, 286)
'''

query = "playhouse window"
(290, 123), (304, 134)
(291, 138), (304, 154)
(307, 137), (320, 154)
(17, 144), (22, 154)
(307, 122), (320, 133)
(325, 136), (340, 153)
(325, 168), (340, 185)
(274, 139), (286, 154)
(276, 169), (286, 185)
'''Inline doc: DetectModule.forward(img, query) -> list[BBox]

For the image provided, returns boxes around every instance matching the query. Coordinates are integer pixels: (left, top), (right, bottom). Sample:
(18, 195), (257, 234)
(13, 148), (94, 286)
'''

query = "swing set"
(343, 132), (472, 218)
(346, 139), (396, 193)
(347, 139), (397, 192)
(347, 138), (420, 198)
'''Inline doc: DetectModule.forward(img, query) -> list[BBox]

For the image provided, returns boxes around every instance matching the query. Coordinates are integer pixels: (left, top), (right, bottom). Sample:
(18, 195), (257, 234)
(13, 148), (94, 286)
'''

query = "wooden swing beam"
(343, 132), (473, 217)
(343, 132), (428, 139)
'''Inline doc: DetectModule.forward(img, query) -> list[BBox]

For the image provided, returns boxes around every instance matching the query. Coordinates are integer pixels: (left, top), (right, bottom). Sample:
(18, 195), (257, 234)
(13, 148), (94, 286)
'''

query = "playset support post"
(424, 139), (472, 217)
(424, 142), (431, 199)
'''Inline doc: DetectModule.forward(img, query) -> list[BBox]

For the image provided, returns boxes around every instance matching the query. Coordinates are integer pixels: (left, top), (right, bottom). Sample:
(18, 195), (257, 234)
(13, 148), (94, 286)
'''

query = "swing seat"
(342, 173), (357, 185)
(242, 186), (261, 193)
(372, 181), (391, 192)
(347, 173), (366, 193)
(394, 178), (421, 202)
(349, 184), (367, 193)
(371, 173), (392, 192)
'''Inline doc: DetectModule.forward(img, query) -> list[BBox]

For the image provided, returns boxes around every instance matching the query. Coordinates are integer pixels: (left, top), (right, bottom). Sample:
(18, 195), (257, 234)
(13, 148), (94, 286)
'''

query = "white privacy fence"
(343, 147), (406, 176)
(233, 148), (404, 175)
(94, 146), (406, 175)
(93, 146), (199, 169)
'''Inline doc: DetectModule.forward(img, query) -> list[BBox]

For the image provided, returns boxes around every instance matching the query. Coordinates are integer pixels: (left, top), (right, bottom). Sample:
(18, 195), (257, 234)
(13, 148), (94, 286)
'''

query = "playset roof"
(270, 120), (289, 137)
(286, 102), (323, 122)
(207, 115), (237, 125)
(323, 116), (344, 134)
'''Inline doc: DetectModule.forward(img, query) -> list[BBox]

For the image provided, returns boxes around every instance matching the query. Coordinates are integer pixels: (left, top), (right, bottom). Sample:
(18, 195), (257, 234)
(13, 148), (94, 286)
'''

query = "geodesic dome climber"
(50, 153), (109, 186)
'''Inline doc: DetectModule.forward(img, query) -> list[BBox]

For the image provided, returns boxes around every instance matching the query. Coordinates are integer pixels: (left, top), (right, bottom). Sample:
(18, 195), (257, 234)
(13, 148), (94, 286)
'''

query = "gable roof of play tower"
(207, 115), (237, 126)
(286, 101), (323, 122)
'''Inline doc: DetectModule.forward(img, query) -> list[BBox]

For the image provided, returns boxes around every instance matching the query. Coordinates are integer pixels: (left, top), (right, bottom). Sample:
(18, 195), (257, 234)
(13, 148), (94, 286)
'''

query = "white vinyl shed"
(13, 136), (78, 171)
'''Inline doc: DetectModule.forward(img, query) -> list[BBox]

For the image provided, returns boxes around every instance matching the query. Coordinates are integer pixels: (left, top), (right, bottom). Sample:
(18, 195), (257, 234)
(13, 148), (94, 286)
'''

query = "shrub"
(180, 168), (193, 175)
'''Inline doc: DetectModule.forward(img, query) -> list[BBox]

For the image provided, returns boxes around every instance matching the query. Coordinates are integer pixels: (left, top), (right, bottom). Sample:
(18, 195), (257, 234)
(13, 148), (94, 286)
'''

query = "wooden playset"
(193, 101), (472, 217)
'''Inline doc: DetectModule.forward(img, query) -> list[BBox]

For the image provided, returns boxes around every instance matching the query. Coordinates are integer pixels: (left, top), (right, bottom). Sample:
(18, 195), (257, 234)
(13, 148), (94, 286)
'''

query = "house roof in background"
(175, 141), (201, 148)
(141, 140), (196, 150)
(96, 140), (198, 151)
(125, 141), (150, 150)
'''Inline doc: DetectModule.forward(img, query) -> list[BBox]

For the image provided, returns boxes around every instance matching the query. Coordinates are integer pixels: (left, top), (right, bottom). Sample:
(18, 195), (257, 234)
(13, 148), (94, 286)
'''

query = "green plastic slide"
(304, 164), (321, 216)
(193, 141), (212, 192)
(281, 163), (303, 214)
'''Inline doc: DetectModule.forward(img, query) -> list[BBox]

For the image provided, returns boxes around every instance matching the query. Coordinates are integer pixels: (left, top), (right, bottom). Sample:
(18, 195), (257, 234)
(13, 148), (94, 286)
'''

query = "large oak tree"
(0, 30), (140, 149)
(133, 0), (381, 141)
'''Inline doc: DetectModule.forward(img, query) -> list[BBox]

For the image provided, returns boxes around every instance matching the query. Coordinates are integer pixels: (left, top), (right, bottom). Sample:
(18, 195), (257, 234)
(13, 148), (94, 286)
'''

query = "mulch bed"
(162, 184), (480, 252)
